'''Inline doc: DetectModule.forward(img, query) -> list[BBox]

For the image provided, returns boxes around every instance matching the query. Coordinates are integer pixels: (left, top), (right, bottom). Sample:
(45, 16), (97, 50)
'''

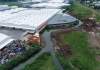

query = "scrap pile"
(0, 40), (25, 64)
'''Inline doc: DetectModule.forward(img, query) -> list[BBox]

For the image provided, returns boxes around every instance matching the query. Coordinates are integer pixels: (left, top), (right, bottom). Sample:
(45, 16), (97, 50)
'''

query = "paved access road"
(42, 31), (64, 70)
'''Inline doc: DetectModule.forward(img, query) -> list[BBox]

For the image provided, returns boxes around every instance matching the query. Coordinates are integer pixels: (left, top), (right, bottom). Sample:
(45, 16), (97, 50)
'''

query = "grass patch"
(58, 31), (97, 70)
(23, 53), (57, 70)
(65, 2), (100, 22)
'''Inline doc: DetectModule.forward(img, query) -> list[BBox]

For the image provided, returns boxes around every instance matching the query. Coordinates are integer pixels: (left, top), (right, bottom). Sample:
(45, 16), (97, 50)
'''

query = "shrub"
(23, 53), (57, 70)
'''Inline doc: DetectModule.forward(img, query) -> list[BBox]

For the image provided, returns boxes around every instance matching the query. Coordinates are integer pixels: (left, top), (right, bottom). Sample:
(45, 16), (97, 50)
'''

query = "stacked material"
(0, 40), (25, 64)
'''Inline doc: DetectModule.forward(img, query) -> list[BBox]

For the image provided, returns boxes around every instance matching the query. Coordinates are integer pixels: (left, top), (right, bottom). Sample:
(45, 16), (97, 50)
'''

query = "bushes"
(23, 53), (57, 70)
(23, 53), (50, 70)
(31, 44), (40, 48)
(0, 47), (41, 70)
(95, 13), (100, 22)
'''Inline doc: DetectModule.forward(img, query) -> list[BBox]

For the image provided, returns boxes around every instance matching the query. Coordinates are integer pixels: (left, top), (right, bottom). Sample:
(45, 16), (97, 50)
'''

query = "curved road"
(42, 31), (64, 70)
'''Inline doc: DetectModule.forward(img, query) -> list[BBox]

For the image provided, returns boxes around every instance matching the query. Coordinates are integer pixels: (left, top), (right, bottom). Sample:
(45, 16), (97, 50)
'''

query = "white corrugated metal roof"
(0, 8), (60, 31)
(0, 5), (10, 11)
(31, 0), (47, 2)
(31, 3), (70, 8)
(48, 0), (64, 3)
(0, 33), (14, 49)
(0, 8), (27, 22)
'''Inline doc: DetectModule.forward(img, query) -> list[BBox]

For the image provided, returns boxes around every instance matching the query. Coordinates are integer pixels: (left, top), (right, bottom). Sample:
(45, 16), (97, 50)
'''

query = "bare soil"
(88, 31), (100, 61)
(88, 32), (100, 48)
(51, 29), (73, 57)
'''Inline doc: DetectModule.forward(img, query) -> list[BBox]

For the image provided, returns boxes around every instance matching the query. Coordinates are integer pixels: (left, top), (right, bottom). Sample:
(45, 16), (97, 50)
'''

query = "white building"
(0, 0), (78, 46)
(0, 33), (14, 50)
(0, 8), (60, 32)
(31, 2), (70, 8)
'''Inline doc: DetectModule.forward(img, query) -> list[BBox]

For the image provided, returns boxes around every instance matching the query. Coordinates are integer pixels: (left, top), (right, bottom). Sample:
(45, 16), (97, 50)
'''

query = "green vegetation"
(0, 47), (41, 70)
(23, 53), (57, 70)
(58, 31), (97, 70)
(64, 2), (100, 22)
(31, 44), (41, 48)
(0, 2), (18, 6)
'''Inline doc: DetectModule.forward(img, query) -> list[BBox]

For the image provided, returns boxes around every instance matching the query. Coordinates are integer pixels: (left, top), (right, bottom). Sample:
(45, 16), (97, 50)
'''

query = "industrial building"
(0, 0), (78, 55)
(0, 8), (61, 45)
(0, 33), (14, 50)
(0, 8), (60, 32)
(30, 2), (70, 8)
(0, 0), (80, 64)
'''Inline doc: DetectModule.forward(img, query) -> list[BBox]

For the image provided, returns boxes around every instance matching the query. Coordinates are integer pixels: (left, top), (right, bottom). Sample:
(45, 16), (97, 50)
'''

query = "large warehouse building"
(0, 0), (77, 49)
(0, 8), (60, 32)
(0, 0), (79, 64)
